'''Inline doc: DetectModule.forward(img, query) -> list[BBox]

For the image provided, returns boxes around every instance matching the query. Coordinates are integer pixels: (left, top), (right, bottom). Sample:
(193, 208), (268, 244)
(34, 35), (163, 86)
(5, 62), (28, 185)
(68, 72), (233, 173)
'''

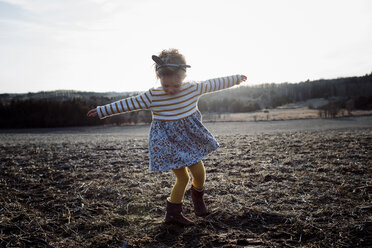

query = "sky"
(0, 0), (371, 93)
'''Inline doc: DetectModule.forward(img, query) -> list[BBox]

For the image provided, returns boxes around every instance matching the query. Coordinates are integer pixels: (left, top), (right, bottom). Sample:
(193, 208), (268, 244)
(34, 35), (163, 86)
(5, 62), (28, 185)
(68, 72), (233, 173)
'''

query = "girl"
(87, 49), (247, 226)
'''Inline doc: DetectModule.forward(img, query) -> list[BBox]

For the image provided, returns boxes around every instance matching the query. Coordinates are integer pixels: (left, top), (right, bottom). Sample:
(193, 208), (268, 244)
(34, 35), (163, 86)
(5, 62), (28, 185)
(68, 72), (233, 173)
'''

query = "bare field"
(1, 118), (371, 247)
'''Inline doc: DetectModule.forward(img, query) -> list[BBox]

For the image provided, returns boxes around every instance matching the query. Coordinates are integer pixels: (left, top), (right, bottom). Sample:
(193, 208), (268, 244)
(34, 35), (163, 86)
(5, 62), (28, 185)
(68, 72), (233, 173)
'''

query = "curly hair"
(154, 48), (187, 79)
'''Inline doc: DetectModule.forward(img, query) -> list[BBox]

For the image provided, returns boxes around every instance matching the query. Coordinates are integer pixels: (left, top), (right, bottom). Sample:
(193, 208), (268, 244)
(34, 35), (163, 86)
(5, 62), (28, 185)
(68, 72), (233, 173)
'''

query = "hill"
(0, 73), (371, 128)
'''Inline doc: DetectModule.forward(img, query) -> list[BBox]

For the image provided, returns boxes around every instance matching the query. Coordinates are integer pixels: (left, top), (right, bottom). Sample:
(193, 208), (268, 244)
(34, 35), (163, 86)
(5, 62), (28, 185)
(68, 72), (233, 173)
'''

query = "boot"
(191, 185), (209, 217)
(164, 199), (194, 226)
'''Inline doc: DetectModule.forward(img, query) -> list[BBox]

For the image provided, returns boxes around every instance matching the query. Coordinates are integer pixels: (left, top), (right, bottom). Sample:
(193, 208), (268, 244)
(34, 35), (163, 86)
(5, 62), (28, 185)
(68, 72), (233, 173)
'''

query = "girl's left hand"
(241, 75), (247, 82)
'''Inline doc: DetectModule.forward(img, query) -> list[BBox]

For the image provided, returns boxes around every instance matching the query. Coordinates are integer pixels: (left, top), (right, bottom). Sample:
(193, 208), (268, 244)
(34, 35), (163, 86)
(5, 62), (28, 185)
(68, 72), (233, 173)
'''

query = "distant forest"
(0, 73), (371, 128)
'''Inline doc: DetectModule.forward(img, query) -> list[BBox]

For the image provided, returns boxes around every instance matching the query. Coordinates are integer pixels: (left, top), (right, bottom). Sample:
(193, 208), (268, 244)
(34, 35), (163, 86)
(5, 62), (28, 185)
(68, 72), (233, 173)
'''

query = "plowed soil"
(1, 118), (371, 247)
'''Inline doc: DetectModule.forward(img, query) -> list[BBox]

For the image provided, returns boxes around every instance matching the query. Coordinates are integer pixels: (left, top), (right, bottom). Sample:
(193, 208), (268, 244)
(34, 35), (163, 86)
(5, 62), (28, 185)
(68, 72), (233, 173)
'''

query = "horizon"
(1, 71), (371, 95)
(1, 0), (372, 93)
(0, 71), (372, 95)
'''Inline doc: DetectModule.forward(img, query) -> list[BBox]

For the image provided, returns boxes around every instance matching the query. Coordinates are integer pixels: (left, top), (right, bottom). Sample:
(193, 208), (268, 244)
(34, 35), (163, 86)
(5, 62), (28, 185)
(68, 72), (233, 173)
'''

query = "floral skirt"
(148, 111), (219, 172)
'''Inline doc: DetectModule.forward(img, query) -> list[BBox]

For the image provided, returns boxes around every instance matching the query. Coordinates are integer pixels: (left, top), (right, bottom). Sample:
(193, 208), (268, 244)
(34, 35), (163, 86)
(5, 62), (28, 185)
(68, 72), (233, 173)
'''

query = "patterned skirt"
(148, 111), (219, 172)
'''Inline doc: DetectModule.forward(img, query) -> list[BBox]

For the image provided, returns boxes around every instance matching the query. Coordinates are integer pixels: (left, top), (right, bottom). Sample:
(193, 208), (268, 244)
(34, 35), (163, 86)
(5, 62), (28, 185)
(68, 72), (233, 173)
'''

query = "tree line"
(0, 73), (371, 128)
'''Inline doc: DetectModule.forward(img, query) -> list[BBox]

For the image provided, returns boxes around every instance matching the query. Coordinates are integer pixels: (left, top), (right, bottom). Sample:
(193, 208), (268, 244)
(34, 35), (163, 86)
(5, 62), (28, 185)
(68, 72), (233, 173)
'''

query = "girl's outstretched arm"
(197, 74), (247, 95)
(93, 91), (152, 119)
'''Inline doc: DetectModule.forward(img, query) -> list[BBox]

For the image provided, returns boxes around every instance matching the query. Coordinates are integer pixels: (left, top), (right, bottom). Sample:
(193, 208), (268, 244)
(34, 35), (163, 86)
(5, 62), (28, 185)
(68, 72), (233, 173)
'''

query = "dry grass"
(203, 109), (372, 122)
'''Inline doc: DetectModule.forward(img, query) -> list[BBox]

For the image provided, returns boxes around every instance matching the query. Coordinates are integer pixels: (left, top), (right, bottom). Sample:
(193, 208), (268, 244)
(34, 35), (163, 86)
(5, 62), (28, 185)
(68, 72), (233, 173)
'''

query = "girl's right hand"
(87, 108), (98, 117)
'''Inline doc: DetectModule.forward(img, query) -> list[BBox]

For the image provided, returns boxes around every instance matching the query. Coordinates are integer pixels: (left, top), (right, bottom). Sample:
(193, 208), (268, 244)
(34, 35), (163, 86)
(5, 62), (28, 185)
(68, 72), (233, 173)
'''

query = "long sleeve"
(96, 91), (152, 119)
(197, 75), (243, 95)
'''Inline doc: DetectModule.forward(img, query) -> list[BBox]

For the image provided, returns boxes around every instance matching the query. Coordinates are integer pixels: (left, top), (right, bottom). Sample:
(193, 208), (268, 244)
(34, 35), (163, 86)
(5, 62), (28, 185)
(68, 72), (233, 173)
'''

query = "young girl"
(87, 49), (247, 226)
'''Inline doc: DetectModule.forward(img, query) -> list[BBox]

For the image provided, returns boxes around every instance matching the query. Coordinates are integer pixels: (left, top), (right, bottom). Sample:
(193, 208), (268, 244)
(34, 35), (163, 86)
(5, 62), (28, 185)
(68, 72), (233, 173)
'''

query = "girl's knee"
(178, 174), (190, 186)
(188, 161), (206, 190)
(172, 168), (190, 185)
(188, 161), (205, 177)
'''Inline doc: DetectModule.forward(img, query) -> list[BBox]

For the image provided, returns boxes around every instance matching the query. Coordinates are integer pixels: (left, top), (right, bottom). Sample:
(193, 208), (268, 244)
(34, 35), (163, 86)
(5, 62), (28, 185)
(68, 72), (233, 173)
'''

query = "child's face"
(160, 74), (182, 95)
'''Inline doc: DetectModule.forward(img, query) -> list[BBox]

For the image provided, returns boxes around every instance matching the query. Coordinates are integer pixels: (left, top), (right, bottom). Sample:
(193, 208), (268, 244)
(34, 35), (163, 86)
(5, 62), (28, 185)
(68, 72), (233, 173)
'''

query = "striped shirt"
(96, 74), (243, 121)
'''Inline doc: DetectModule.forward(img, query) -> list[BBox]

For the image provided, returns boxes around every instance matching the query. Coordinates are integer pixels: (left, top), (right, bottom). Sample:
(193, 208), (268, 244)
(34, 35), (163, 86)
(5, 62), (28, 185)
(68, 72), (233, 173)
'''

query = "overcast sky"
(0, 0), (371, 93)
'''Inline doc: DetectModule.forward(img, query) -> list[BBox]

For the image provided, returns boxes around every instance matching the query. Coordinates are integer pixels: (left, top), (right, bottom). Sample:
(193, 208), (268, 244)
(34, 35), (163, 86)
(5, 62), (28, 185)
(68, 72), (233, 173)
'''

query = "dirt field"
(1, 118), (371, 247)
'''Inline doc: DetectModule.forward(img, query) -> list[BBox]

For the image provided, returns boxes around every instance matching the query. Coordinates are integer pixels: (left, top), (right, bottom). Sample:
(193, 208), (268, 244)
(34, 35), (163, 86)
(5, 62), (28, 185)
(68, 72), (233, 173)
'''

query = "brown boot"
(164, 200), (194, 226)
(191, 185), (209, 217)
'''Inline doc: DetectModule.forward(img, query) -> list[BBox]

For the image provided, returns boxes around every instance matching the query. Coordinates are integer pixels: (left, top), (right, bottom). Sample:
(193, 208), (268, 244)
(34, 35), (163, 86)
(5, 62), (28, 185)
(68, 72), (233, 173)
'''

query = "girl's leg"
(188, 160), (206, 190)
(188, 161), (208, 216)
(166, 167), (193, 226)
(170, 167), (190, 203)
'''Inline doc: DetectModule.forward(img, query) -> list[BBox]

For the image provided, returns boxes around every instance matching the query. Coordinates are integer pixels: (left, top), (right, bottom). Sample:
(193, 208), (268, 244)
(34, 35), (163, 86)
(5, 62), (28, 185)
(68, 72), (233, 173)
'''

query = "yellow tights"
(169, 161), (206, 203)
